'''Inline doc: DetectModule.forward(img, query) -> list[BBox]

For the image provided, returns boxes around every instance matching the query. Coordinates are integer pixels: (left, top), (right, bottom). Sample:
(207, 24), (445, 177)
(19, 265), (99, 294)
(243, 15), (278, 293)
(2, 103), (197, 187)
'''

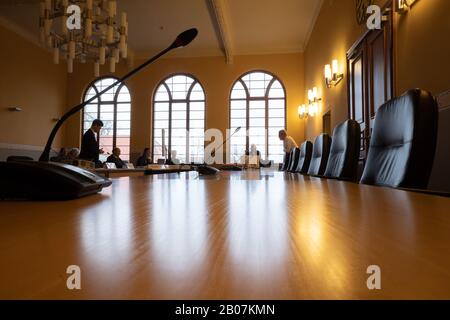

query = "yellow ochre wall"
(64, 53), (305, 161)
(0, 24), (67, 148)
(303, 0), (450, 140)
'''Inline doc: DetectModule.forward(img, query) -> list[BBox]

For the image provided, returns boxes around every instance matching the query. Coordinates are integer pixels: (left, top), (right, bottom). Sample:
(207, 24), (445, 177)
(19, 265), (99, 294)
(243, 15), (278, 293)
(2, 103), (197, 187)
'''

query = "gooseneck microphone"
(39, 28), (198, 162)
(195, 126), (242, 175)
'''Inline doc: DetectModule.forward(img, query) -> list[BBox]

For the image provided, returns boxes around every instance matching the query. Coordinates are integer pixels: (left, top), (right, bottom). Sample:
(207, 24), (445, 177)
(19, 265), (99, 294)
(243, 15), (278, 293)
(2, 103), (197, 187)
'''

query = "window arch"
(152, 74), (205, 163)
(229, 71), (286, 163)
(82, 77), (131, 161)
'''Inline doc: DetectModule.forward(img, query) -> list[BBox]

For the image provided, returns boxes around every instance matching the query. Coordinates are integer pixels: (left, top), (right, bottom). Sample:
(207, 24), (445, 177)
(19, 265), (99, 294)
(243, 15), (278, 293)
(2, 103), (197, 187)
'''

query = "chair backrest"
(307, 134), (332, 176)
(295, 141), (313, 174)
(287, 148), (301, 171)
(280, 150), (292, 171)
(360, 89), (438, 189)
(324, 119), (361, 181)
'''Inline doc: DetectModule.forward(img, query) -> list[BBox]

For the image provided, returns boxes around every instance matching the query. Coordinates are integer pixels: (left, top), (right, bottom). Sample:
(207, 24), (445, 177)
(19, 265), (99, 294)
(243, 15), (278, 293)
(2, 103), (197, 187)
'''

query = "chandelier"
(39, 0), (128, 75)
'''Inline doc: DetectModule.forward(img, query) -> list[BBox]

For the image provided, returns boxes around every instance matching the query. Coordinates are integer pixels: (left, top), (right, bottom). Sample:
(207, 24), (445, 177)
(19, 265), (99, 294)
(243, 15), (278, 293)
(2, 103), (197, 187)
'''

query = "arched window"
(229, 71), (286, 163)
(82, 77), (131, 161)
(152, 74), (205, 163)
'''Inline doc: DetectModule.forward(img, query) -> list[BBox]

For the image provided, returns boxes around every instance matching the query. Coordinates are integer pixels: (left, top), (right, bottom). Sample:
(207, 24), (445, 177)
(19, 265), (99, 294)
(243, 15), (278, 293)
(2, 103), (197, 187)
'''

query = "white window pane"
(249, 100), (265, 109)
(100, 112), (114, 120)
(231, 109), (246, 118)
(249, 118), (265, 127)
(250, 109), (265, 118)
(154, 111), (169, 121)
(172, 103), (187, 112)
(190, 102), (205, 111)
(155, 86), (170, 101)
(269, 118), (284, 127)
(190, 111), (204, 120)
(100, 104), (114, 113)
(117, 112), (130, 121)
(230, 100), (246, 109)
(269, 108), (284, 118)
(231, 119), (246, 128)
(269, 99), (285, 108)
(190, 90), (205, 101)
(268, 88), (285, 98)
(117, 104), (131, 112)
(154, 102), (169, 112)
(85, 104), (97, 113)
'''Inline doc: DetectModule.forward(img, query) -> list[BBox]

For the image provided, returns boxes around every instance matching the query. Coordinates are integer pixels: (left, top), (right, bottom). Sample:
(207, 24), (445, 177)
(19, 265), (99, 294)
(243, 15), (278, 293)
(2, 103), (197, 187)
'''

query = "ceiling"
(0, 0), (323, 60)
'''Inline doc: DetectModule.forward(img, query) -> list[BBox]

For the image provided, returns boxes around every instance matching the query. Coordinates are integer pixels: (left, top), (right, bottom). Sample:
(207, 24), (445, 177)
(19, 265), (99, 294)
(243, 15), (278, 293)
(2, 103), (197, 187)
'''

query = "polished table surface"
(1, 170), (450, 299)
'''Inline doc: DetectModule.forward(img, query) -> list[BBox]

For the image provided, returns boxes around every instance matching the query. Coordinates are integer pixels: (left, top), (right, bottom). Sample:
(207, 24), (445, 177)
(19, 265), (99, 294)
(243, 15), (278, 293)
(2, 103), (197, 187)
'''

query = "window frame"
(151, 73), (206, 163)
(82, 76), (132, 160)
(229, 70), (287, 162)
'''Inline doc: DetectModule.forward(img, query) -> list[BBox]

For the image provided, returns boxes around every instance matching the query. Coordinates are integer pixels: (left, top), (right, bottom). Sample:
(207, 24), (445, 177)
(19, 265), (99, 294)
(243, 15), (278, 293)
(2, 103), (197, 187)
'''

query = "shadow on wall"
(428, 108), (450, 192)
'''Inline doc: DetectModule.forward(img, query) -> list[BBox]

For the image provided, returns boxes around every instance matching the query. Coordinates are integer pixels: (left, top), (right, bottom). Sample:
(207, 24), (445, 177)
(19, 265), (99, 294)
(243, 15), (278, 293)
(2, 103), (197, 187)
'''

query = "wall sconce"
(324, 59), (343, 88)
(396, 0), (418, 13)
(8, 107), (22, 112)
(298, 87), (321, 119)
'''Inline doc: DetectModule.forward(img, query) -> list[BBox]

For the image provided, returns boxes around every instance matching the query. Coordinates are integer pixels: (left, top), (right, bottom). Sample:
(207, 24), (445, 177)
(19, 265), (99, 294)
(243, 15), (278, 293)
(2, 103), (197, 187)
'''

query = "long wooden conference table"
(0, 170), (449, 299)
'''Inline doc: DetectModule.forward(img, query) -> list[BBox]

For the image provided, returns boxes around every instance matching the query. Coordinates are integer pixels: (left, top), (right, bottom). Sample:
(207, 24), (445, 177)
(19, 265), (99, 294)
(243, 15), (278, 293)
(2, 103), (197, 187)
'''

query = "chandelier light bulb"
(40, 0), (127, 74)
(94, 61), (100, 77)
(99, 46), (106, 65)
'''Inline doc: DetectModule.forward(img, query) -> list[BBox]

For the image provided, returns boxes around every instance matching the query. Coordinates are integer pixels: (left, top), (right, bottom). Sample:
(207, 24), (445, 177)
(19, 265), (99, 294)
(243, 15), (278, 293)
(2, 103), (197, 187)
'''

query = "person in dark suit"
(136, 148), (152, 167)
(79, 119), (103, 167)
(106, 147), (125, 169)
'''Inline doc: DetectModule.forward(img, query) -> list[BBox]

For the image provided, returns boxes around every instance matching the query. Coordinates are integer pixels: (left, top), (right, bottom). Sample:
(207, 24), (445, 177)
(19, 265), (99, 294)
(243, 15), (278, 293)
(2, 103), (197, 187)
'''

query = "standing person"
(279, 129), (298, 166)
(106, 148), (125, 169)
(79, 119), (104, 167)
(136, 148), (152, 167)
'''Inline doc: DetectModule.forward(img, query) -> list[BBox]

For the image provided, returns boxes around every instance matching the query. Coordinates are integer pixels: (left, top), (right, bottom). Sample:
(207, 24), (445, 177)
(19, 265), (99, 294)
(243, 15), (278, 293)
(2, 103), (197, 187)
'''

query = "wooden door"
(347, 0), (394, 163)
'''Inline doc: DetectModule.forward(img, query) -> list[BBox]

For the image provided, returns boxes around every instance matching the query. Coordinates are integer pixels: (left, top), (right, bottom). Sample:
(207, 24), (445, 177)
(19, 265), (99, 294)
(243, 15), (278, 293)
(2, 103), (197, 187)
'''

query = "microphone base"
(196, 164), (220, 175)
(0, 160), (112, 200)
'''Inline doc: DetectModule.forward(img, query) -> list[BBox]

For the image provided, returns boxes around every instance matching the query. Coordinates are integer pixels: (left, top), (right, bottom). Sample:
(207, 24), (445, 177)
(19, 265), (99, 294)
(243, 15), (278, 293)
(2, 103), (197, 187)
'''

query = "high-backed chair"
(287, 148), (301, 172)
(295, 141), (313, 174)
(307, 134), (332, 176)
(280, 150), (292, 171)
(324, 119), (361, 181)
(360, 89), (438, 189)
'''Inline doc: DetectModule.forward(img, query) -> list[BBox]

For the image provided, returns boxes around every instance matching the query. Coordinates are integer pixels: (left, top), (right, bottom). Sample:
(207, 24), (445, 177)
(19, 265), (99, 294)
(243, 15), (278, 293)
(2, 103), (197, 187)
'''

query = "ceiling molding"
(206, 0), (234, 64)
(0, 13), (43, 50)
(301, 0), (324, 52)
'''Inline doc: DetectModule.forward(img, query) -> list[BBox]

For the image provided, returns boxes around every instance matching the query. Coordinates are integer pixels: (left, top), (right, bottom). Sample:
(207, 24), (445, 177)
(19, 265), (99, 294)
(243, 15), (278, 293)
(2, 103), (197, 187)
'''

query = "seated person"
(136, 148), (152, 167)
(67, 148), (80, 160)
(245, 144), (261, 156)
(244, 144), (261, 167)
(50, 148), (67, 162)
(106, 147), (125, 169)
(170, 150), (181, 165)
(279, 129), (298, 168)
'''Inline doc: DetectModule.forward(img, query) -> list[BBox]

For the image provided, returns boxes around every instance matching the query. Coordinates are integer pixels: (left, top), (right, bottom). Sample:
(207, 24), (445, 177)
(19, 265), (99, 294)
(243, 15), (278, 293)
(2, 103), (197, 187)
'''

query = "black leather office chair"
(295, 141), (313, 174)
(360, 89), (438, 189)
(324, 119), (361, 181)
(280, 150), (292, 171)
(287, 148), (301, 172)
(307, 134), (332, 176)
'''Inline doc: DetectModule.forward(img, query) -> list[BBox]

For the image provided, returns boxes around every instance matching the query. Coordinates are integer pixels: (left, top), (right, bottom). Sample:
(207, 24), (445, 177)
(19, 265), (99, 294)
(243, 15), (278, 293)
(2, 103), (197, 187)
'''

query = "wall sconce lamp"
(396, 0), (418, 13)
(8, 107), (22, 112)
(298, 87), (321, 119)
(324, 59), (343, 88)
